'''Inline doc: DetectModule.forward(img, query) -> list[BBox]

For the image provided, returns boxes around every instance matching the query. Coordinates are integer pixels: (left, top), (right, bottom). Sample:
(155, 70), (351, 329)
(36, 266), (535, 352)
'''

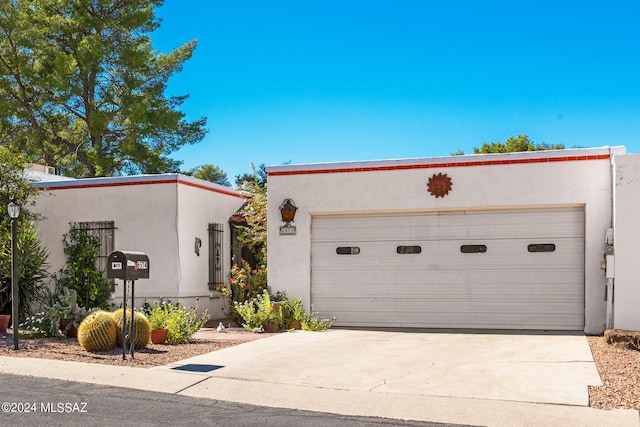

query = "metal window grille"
(75, 221), (116, 286)
(208, 223), (224, 291)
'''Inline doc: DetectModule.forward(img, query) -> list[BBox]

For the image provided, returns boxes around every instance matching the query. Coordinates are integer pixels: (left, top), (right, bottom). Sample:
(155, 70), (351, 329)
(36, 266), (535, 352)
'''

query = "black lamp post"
(8, 199), (20, 350)
(279, 199), (297, 223)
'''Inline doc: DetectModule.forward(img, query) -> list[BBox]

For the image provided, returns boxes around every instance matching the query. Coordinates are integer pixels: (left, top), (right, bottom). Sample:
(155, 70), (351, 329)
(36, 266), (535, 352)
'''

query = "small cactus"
(77, 311), (117, 352)
(112, 308), (150, 350)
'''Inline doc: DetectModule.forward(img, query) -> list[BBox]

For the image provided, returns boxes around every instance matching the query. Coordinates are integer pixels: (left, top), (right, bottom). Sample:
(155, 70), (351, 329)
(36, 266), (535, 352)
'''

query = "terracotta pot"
(60, 320), (77, 338)
(0, 314), (10, 333)
(150, 328), (168, 344)
(263, 323), (278, 333)
(288, 319), (302, 330)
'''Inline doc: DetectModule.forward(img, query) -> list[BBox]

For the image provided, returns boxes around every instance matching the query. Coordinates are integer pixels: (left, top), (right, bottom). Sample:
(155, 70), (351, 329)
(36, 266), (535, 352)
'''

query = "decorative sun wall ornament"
(427, 173), (453, 198)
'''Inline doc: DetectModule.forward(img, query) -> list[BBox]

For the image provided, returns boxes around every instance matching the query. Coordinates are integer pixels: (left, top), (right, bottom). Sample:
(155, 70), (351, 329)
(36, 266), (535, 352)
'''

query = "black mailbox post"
(107, 251), (150, 280)
(107, 251), (150, 359)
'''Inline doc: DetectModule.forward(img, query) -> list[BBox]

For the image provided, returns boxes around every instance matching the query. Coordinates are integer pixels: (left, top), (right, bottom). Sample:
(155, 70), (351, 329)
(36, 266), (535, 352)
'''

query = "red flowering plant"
(220, 176), (271, 322)
(219, 259), (269, 322)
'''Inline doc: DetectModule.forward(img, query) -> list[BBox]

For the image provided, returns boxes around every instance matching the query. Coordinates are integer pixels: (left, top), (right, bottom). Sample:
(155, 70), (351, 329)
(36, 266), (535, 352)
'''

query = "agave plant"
(0, 219), (50, 321)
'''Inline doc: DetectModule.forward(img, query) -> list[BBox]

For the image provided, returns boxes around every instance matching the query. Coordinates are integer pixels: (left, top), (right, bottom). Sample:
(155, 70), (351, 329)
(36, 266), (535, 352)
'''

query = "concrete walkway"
(0, 329), (638, 427)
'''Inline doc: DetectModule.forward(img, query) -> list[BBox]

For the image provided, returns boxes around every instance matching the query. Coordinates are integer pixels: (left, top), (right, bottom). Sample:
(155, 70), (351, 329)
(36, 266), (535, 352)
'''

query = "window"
(336, 247), (360, 255)
(209, 223), (224, 291)
(460, 244), (487, 254)
(75, 221), (116, 288)
(528, 243), (556, 253)
(396, 245), (422, 254)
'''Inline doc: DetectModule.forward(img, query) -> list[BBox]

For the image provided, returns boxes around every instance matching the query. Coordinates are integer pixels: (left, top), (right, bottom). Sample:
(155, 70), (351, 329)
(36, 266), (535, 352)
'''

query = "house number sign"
(279, 224), (297, 235)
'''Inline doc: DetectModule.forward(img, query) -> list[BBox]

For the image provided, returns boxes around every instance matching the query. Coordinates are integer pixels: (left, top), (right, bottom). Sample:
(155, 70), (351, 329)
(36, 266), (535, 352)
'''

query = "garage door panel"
(313, 209), (584, 243)
(312, 269), (584, 293)
(312, 238), (583, 271)
(329, 312), (584, 329)
(323, 300), (584, 329)
(311, 207), (585, 330)
(319, 298), (584, 315)
(312, 282), (584, 301)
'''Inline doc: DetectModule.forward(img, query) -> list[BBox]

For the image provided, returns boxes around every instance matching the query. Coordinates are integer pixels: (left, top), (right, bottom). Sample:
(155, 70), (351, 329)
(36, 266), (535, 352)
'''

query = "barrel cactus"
(112, 308), (150, 349)
(77, 311), (117, 352)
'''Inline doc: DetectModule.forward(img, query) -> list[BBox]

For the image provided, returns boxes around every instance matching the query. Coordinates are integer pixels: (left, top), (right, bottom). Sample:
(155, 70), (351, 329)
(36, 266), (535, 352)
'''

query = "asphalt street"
(0, 374), (477, 427)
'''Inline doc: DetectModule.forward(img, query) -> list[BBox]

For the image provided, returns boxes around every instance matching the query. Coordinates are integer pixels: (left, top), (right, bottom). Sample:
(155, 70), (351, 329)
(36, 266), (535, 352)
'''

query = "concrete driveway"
(160, 329), (601, 406)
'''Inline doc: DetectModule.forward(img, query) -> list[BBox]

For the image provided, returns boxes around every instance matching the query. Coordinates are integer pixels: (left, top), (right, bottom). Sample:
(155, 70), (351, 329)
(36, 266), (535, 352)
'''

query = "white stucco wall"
(175, 177), (248, 317)
(32, 175), (246, 315)
(267, 147), (625, 334)
(613, 154), (640, 330)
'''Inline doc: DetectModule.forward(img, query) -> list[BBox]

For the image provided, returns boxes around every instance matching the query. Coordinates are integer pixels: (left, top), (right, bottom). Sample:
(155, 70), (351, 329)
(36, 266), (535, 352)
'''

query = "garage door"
(311, 207), (585, 330)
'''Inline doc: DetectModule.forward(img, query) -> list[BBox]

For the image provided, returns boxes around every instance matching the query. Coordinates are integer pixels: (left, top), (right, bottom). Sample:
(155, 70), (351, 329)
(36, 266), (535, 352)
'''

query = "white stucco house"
(266, 146), (640, 335)
(31, 173), (247, 316)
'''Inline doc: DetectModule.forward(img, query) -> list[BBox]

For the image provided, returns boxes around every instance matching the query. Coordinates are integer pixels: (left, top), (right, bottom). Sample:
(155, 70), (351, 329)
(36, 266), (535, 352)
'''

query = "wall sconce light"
(194, 237), (201, 256)
(279, 198), (297, 223)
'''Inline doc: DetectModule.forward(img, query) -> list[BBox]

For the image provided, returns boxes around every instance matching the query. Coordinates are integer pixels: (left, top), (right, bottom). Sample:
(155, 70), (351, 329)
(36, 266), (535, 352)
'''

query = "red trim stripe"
(177, 178), (249, 199)
(36, 178), (248, 199)
(268, 154), (611, 176)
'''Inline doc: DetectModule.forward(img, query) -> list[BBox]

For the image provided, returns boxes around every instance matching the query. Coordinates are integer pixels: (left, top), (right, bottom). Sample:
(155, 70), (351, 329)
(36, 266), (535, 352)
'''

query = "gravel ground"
(587, 335), (640, 410)
(1, 330), (638, 410)
(0, 327), (268, 368)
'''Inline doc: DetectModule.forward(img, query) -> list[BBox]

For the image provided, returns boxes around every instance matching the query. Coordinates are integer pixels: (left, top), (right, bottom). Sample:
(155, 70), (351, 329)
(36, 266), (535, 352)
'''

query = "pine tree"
(0, 0), (206, 177)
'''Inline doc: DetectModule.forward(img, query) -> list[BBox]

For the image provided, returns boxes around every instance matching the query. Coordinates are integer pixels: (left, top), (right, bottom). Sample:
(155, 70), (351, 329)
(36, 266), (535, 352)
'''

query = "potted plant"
(283, 297), (305, 329)
(44, 287), (88, 337)
(234, 290), (285, 332)
(257, 291), (285, 332)
(146, 301), (170, 344)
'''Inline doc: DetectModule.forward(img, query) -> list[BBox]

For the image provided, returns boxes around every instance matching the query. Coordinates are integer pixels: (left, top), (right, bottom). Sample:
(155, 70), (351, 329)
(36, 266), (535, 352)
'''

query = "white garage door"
(311, 207), (585, 330)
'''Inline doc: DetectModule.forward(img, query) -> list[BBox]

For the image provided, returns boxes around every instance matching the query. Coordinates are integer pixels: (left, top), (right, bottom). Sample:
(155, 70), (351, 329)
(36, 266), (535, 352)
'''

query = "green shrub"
(0, 220), (50, 321)
(54, 224), (110, 309)
(300, 306), (336, 331)
(19, 312), (58, 338)
(164, 299), (209, 344)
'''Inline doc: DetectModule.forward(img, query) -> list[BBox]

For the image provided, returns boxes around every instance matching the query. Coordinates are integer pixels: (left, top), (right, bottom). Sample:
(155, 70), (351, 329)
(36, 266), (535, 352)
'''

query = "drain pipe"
(604, 231), (614, 330)
(605, 251), (615, 329)
(604, 148), (617, 330)
(601, 230), (615, 330)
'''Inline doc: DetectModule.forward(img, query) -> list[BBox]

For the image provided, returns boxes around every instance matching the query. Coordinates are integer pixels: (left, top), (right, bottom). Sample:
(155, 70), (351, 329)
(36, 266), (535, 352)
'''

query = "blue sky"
(151, 1), (640, 182)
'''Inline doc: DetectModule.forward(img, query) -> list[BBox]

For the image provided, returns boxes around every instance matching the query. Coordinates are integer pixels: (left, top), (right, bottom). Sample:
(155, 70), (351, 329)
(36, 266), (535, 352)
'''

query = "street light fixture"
(8, 199), (19, 350)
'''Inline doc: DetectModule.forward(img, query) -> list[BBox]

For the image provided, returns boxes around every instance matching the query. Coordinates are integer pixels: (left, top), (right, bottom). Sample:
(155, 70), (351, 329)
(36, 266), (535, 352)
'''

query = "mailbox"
(107, 251), (150, 280)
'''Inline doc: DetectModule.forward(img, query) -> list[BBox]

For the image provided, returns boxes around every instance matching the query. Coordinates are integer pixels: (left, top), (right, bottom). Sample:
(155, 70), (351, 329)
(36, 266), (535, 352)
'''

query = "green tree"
(235, 163), (268, 188)
(235, 179), (267, 263)
(184, 164), (230, 186)
(0, 0), (206, 178)
(0, 147), (38, 215)
(473, 135), (564, 154)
